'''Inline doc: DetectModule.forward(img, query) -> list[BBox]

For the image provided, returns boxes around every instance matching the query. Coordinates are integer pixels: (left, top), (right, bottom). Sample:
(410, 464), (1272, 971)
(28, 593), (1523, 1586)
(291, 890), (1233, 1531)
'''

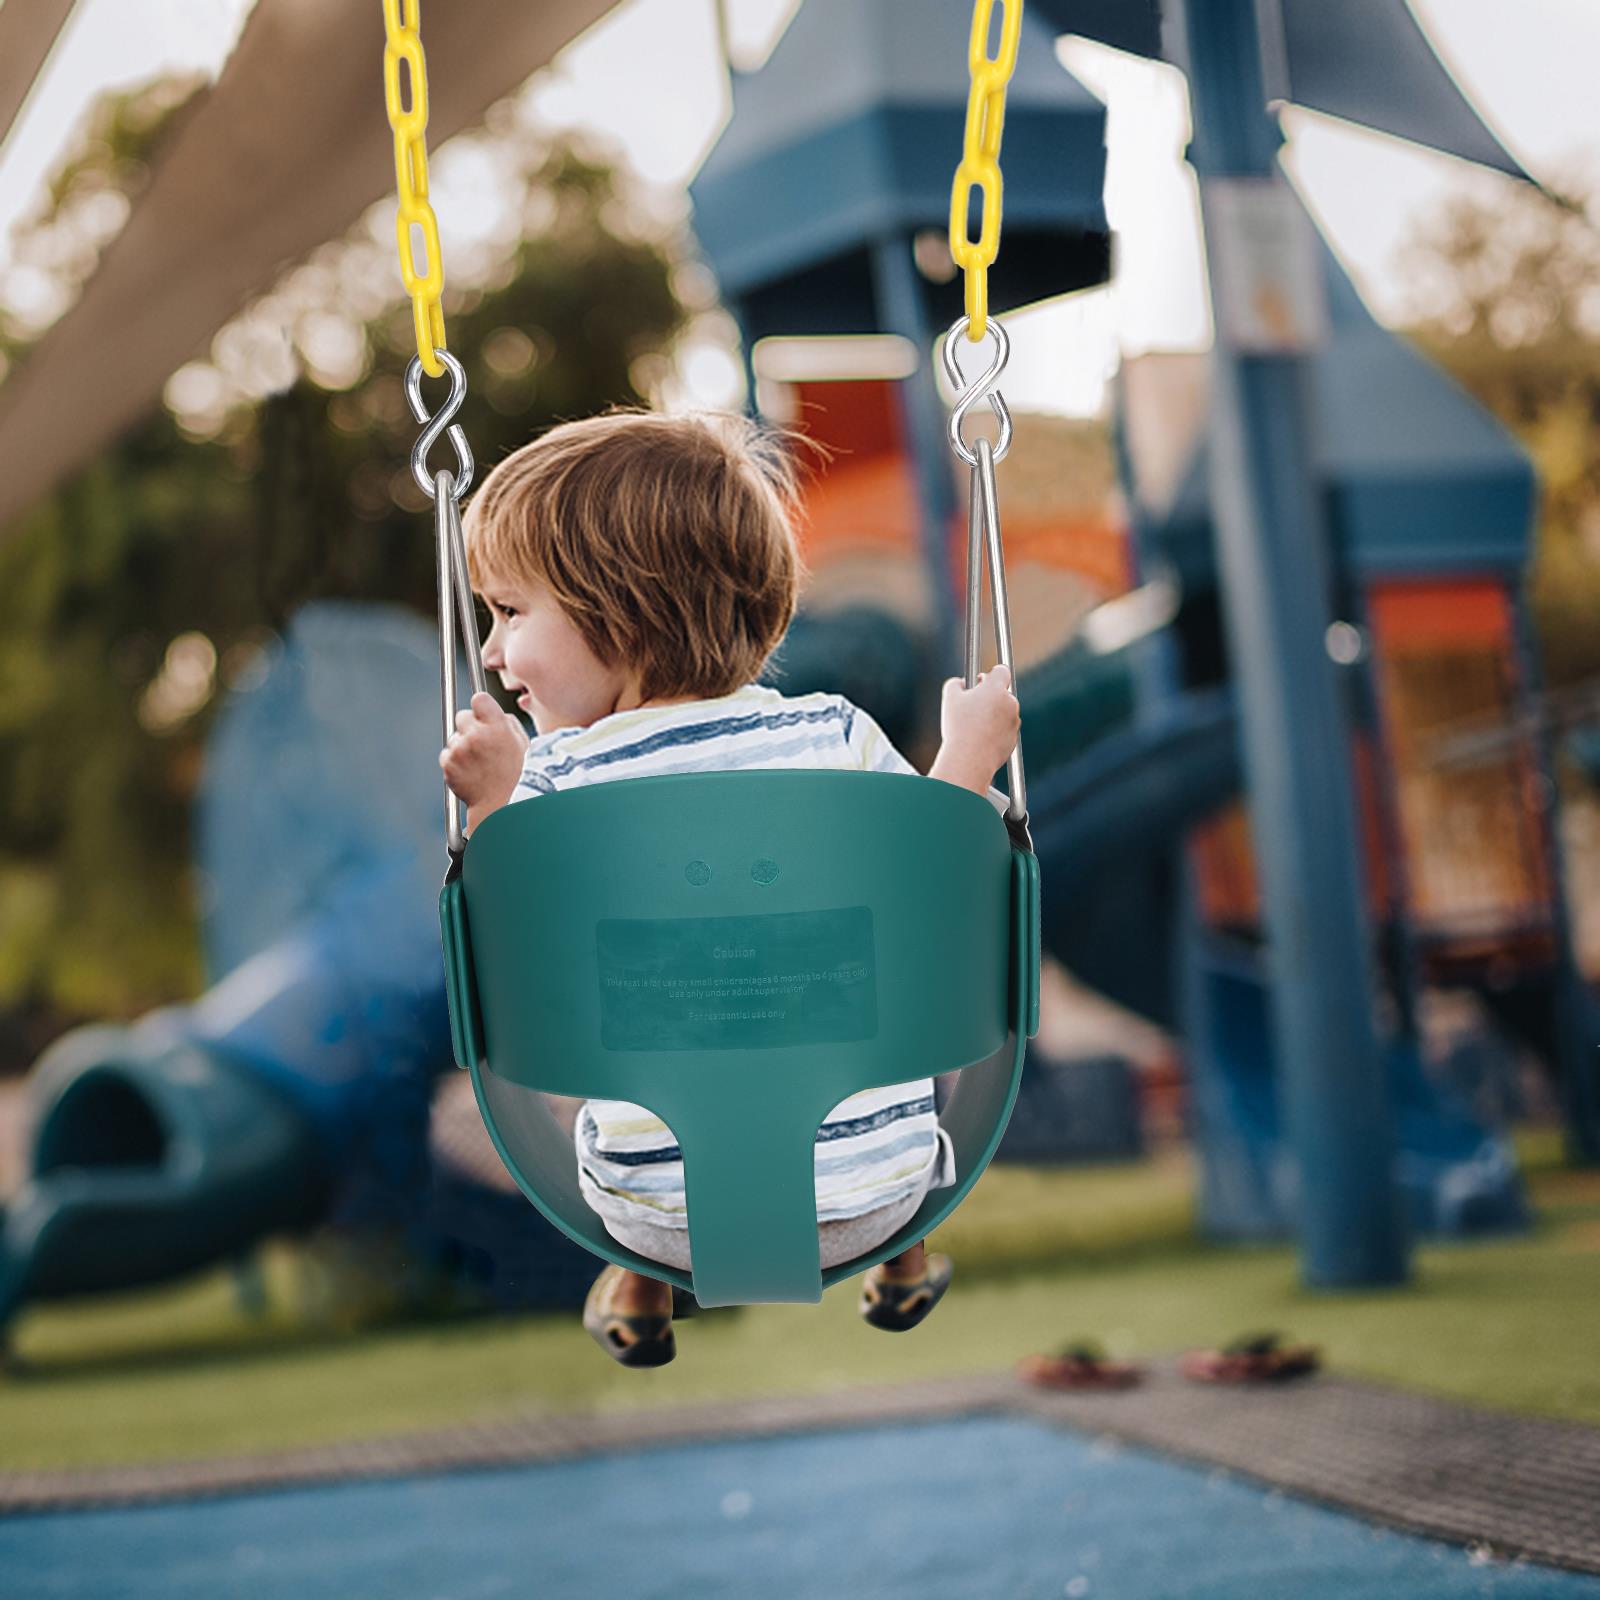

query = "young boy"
(441, 410), (1020, 1367)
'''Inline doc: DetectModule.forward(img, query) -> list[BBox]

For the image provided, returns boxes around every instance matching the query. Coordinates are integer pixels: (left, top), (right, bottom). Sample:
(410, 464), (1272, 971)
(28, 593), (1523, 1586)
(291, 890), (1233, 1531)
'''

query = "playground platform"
(3, 1365), (1595, 1578)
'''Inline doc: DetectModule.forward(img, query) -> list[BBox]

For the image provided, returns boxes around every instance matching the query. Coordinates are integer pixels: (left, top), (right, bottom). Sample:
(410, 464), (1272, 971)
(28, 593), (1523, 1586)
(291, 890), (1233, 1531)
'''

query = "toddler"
(441, 410), (1020, 1367)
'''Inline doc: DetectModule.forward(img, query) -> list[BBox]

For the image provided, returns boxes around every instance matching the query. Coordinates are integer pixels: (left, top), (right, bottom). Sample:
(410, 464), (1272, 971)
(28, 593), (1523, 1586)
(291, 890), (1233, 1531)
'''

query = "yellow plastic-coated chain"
(949, 0), (1023, 340)
(382, 0), (447, 376)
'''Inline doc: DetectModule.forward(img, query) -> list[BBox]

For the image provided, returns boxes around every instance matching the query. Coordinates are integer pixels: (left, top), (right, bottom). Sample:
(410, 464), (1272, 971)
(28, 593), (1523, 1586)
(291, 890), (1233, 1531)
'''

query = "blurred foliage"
(0, 74), (205, 369)
(1395, 168), (1600, 687)
(4, 1133), (1598, 1468)
(0, 81), (686, 1054)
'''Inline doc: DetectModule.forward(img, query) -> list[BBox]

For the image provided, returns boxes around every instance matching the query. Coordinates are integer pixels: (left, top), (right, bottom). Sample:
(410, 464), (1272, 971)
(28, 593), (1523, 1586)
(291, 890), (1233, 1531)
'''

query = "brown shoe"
(859, 1252), (953, 1332)
(582, 1265), (676, 1368)
(1180, 1331), (1320, 1383)
(1017, 1342), (1145, 1390)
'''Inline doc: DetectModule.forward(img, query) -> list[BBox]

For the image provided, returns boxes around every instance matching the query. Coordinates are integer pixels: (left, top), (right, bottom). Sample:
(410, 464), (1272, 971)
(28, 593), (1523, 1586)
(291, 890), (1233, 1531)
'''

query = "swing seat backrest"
(441, 768), (1039, 1307)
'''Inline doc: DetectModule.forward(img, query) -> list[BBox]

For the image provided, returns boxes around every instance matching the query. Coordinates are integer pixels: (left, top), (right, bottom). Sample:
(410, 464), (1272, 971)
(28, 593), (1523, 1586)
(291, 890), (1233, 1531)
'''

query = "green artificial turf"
(1, 1132), (1595, 1473)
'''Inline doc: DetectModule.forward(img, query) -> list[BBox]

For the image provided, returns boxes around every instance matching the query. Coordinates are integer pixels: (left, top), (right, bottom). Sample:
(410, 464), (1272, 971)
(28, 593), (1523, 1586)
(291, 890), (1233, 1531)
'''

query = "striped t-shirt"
(507, 682), (946, 1230)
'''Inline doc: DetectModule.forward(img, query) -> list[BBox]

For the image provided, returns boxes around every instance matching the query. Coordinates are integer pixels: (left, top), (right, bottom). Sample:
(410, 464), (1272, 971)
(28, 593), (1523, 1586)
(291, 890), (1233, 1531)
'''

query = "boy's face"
(477, 570), (629, 736)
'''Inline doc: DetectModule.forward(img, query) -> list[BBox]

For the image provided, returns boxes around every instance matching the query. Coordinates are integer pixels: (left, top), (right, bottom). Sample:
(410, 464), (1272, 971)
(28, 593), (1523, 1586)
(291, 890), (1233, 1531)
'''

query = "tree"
(1393, 165), (1600, 688)
(0, 85), (687, 1058)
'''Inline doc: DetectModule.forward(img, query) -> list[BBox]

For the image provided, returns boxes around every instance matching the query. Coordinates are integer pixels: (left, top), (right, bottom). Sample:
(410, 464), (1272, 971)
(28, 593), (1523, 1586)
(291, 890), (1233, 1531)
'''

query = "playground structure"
(687, 0), (1573, 1253)
(0, 560), (1523, 1326)
(0, 0), (1595, 1326)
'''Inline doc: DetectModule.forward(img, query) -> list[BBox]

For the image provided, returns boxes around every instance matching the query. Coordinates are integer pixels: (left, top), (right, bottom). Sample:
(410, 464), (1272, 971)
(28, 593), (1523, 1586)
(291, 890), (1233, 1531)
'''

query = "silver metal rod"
(964, 462), (984, 690)
(435, 469), (465, 855)
(975, 437), (1026, 821)
(444, 488), (488, 698)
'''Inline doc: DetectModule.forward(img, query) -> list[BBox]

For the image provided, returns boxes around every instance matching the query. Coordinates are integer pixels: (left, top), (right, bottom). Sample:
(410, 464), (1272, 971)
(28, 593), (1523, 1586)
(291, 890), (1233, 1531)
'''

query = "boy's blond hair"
(464, 410), (808, 702)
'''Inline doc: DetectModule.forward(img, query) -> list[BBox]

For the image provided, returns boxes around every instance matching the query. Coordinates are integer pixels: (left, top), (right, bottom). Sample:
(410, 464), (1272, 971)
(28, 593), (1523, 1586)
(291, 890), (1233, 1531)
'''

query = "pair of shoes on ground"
(1179, 1330), (1320, 1382)
(1018, 1330), (1321, 1390)
(584, 1253), (955, 1366)
(1016, 1340), (1144, 1390)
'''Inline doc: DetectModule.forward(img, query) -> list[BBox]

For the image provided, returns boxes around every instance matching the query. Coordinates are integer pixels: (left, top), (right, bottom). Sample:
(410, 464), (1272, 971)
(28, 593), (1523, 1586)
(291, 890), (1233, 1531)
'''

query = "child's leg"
(583, 1263), (675, 1367)
(603, 1267), (672, 1313)
(859, 1238), (951, 1332)
(876, 1240), (928, 1281)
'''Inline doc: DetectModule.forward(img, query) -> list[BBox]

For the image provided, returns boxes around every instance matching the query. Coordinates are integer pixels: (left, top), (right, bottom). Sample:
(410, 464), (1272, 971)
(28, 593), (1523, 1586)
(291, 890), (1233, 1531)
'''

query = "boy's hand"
(440, 692), (530, 828)
(931, 664), (1021, 793)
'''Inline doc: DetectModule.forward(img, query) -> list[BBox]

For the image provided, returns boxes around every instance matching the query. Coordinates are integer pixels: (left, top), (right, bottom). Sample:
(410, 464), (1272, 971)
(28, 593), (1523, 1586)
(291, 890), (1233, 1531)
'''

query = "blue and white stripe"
(510, 685), (915, 801)
(508, 683), (941, 1228)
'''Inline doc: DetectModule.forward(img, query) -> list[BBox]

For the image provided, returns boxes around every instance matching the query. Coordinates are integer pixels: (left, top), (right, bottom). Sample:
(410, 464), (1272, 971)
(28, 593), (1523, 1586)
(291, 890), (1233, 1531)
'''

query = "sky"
(1, 0), (1597, 417)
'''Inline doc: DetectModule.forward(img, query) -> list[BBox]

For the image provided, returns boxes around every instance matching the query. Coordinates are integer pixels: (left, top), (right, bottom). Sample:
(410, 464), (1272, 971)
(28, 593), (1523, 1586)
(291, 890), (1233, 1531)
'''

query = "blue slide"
(0, 603), (1522, 1327)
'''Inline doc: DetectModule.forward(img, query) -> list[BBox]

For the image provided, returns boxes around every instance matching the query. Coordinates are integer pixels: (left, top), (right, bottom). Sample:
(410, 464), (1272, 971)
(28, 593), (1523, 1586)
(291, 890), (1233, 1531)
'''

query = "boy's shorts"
(595, 1128), (957, 1272)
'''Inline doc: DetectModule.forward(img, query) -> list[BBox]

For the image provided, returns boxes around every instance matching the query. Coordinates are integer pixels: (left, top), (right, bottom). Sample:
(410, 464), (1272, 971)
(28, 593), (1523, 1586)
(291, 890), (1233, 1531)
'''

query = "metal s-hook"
(406, 351), (475, 502)
(942, 313), (1013, 466)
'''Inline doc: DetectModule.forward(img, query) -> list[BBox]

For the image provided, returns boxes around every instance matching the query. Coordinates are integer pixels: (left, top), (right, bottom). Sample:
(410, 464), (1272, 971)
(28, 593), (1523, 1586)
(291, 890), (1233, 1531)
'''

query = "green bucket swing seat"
(440, 768), (1039, 1308)
(424, 323), (1037, 1310)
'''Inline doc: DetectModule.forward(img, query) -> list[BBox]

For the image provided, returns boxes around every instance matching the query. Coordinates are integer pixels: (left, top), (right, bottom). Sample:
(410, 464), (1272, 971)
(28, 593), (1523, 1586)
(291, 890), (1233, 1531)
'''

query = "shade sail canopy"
(1032, 0), (1163, 60)
(0, 0), (1539, 534)
(0, 0), (615, 538)
(1124, 240), (1536, 584)
(1032, 0), (1532, 182)
(690, 0), (1108, 340)
(0, 0), (77, 148)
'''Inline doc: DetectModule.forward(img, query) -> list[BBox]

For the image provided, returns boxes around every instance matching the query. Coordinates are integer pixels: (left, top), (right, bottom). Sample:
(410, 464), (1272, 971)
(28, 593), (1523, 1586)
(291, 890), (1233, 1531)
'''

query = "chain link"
(382, 0), (448, 377)
(948, 0), (1023, 341)
(380, 2), (485, 859)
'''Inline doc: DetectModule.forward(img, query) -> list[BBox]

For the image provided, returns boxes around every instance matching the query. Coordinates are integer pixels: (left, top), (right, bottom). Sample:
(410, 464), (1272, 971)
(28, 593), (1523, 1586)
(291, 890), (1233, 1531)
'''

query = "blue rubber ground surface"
(4, 1416), (1596, 1599)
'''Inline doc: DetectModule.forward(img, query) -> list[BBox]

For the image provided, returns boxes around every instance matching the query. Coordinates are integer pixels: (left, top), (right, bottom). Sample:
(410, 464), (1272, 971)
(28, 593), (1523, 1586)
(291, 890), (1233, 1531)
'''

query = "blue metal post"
(872, 235), (963, 683)
(1345, 584), (1425, 1048)
(1506, 591), (1600, 1162)
(729, 300), (761, 421)
(1171, 0), (1409, 1284)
